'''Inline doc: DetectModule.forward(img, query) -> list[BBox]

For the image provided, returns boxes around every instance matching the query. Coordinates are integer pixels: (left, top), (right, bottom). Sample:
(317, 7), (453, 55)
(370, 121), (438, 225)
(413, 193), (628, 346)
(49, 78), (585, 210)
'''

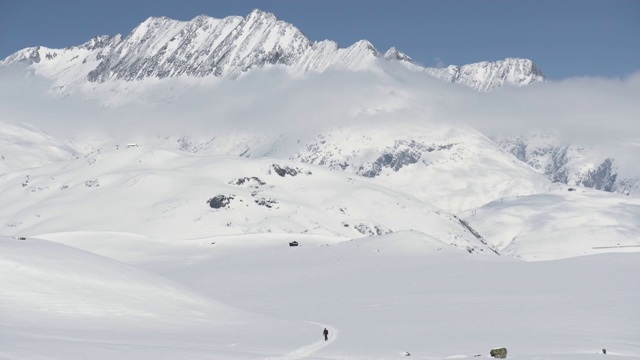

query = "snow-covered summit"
(424, 57), (545, 91)
(383, 47), (413, 63)
(0, 9), (544, 95)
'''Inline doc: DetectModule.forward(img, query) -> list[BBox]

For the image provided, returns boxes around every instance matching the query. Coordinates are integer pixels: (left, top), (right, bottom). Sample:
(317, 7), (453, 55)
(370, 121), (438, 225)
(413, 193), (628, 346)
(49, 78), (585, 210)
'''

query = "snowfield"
(1, 233), (638, 359)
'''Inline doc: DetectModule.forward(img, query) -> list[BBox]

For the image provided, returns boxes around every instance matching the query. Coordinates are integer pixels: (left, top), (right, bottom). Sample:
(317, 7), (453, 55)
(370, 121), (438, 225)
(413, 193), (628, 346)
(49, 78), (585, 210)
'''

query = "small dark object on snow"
(404, 351), (411, 356)
(323, 328), (329, 341)
(568, 187), (576, 191)
(289, 241), (299, 247)
(490, 347), (507, 359)
(602, 349), (607, 355)
(17, 237), (26, 240)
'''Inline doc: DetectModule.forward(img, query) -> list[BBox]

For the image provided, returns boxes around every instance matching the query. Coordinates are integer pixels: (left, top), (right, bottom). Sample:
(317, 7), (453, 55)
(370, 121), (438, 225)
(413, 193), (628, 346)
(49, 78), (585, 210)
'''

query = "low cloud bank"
(0, 64), (638, 147)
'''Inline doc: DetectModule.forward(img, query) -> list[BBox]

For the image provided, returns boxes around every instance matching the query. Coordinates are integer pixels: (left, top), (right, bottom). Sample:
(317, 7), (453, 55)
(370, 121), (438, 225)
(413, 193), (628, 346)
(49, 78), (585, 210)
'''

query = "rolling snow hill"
(461, 186), (640, 260)
(0, 235), (321, 359)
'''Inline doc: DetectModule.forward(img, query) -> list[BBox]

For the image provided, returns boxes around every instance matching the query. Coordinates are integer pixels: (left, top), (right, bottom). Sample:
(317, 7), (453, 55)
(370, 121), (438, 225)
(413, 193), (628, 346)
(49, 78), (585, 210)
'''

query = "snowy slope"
(0, 122), (80, 172)
(0, 144), (495, 254)
(289, 124), (554, 213)
(461, 185), (640, 260)
(0, 235), (322, 359)
(2, 130), (638, 261)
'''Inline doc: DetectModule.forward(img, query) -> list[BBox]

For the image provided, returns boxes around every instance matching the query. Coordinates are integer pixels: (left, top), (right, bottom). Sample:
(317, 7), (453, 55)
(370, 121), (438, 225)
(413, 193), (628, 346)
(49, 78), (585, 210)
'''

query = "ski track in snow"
(266, 324), (337, 360)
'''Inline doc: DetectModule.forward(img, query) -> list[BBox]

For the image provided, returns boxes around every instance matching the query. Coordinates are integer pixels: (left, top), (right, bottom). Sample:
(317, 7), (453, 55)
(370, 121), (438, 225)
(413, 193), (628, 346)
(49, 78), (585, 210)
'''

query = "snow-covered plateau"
(0, 8), (639, 360)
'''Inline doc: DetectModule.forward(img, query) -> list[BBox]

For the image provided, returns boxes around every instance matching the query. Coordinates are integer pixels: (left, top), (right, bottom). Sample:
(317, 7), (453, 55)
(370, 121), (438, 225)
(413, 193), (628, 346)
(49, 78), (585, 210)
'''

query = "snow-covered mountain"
(0, 128), (497, 254)
(0, 9), (544, 99)
(0, 8), (636, 259)
(2, 120), (639, 261)
(424, 57), (544, 91)
(494, 133), (640, 197)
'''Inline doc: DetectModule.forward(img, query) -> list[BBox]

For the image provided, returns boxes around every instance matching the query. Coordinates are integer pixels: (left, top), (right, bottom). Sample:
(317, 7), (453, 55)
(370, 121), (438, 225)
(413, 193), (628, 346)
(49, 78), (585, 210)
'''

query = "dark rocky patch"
(254, 197), (278, 209)
(271, 164), (311, 177)
(357, 141), (456, 178)
(580, 158), (617, 192)
(455, 216), (498, 254)
(272, 164), (298, 177)
(342, 222), (390, 236)
(208, 195), (235, 209)
(229, 177), (266, 186)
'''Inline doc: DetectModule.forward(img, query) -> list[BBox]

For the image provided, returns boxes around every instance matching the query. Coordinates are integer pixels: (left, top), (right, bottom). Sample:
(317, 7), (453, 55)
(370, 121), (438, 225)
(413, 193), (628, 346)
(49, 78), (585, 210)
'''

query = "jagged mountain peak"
(384, 47), (413, 63)
(350, 40), (379, 55)
(424, 57), (545, 91)
(246, 8), (279, 21)
(1, 9), (545, 96)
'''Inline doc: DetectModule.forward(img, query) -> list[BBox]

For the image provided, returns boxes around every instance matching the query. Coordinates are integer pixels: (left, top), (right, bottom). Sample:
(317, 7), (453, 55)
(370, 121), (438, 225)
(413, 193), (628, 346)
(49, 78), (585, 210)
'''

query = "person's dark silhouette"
(323, 328), (329, 341)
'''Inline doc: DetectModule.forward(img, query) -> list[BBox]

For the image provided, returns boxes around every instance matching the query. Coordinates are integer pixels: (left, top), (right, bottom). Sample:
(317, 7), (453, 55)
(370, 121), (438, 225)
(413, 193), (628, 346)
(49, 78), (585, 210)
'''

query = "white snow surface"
(1, 232), (638, 359)
(461, 187), (640, 261)
(0, 123), (638, 359)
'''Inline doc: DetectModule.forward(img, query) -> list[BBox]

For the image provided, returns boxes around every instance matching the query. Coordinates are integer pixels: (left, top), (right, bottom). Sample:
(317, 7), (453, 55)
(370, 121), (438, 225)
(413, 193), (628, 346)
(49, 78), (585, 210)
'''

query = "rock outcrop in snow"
(494, 133), (640, 197)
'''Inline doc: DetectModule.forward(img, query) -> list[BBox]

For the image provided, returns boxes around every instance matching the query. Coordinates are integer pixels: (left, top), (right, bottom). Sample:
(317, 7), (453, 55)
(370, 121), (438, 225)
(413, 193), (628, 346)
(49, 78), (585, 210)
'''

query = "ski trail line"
(265, 323), (337, 360)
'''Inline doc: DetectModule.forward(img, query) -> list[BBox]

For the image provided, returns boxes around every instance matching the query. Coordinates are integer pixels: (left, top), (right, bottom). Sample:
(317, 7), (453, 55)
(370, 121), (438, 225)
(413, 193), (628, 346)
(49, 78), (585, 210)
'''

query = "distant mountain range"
(1, 9), (544, 94)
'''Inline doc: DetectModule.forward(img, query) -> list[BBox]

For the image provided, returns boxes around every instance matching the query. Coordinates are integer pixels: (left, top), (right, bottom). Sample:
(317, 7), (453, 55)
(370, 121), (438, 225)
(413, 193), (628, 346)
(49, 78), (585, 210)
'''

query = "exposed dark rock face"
(208, 195), (235, 209)
(230, 177), (266, 186)
(357, 141), (455, 178)
(271, 164), (310, 177)
(494, 135), (638, 196)
(580, 158), (617, 192)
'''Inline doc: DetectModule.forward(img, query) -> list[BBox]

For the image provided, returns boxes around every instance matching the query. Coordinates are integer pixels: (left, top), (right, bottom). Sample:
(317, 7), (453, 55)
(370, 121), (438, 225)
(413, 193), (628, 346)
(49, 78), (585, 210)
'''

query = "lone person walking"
(323, 327), (329, 341)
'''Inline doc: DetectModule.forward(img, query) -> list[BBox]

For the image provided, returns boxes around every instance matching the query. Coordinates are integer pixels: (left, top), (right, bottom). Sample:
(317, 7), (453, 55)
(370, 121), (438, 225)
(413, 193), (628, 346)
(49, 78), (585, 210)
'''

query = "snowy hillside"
(461, 186), (640, 260)
(2, 233), (638, 359)
(0, 235), (321, 359)
(0, 142), (495, 254)
(2, 122), (639, 262)
(0, 122), (80, 172)
(0, 9), (544, 101)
